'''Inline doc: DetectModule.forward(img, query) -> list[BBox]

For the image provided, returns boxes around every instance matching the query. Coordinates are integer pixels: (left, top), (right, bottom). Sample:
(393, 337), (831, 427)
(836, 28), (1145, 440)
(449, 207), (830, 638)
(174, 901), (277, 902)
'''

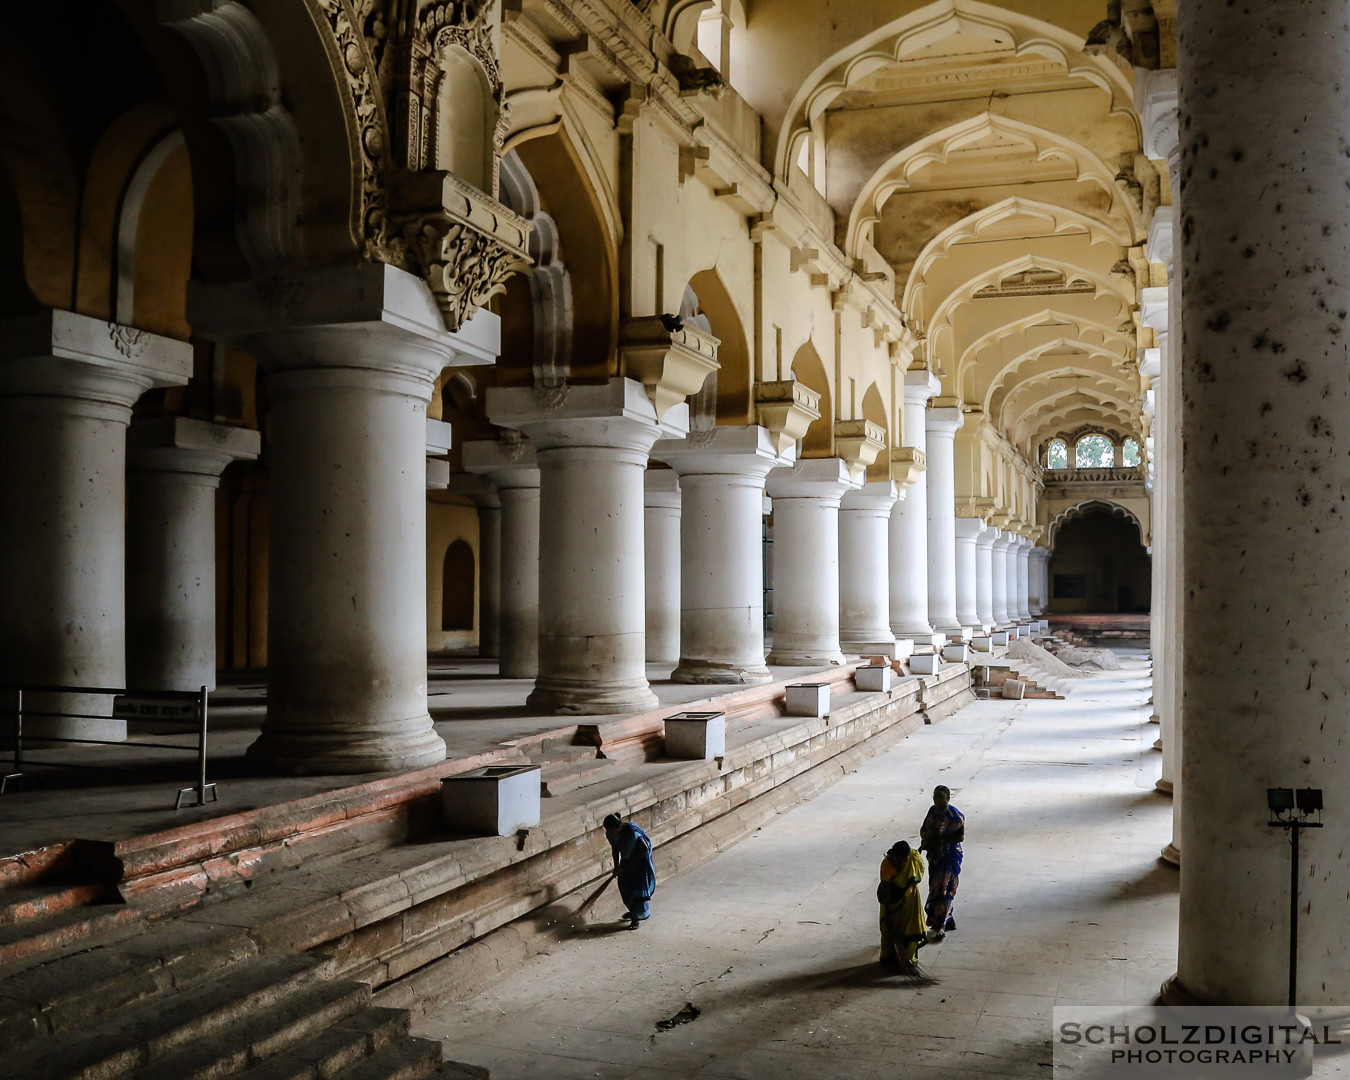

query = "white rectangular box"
(664, 711), (726, 759)
(991, 631), (1010, 647)
(784, 683), (831, 717)
(909, 653), (941, 675)
(941, 643), (970, 664)
(1002, 678), (1026, 700)
(970, 636), (993, 653)
(855, 665), (894, 692)
(441, 764), (541, 836)
(1038, 619), (1050, 634)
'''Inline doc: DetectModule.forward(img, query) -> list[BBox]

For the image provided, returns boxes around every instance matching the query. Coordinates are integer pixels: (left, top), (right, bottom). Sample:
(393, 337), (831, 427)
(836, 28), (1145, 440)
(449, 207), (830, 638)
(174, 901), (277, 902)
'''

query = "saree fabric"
(608, 822), (656, 920)
(878, 848), (926, 963)
(921, 803), (964, 931)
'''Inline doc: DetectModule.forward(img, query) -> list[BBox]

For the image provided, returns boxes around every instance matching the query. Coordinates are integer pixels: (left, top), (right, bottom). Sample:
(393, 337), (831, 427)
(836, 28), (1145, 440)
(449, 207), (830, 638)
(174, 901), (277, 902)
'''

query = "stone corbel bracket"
(888, 446), (925, 494)
(754, 379), (821, 457)
(390, 170), (531, 332)
(989, 510), (1013, 531)
(619, 315), (720, 422)
(955, 496), (998, 524)
(833, 419), (886, 483)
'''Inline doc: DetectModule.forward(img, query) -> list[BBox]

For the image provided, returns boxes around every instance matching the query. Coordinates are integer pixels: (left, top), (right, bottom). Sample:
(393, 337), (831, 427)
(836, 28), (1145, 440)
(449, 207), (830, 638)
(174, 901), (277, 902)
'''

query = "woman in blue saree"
(603, 812), (655, 930)
(919, 785), (965, 940)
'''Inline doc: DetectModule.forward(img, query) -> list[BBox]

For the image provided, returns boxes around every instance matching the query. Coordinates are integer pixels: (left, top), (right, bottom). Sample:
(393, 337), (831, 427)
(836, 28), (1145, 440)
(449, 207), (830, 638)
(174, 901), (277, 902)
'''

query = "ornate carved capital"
(619, 315), (720, 422)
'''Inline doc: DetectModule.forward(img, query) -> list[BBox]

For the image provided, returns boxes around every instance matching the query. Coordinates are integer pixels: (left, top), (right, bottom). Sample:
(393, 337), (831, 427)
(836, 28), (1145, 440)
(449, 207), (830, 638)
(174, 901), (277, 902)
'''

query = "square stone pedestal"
(1002, 678), (1026, 700)
(1038, 619), (1050, 634)
(855, 666), (895, 693)
(910, 653), (942, 675)
(991, 631), (1010, 647)
(442, 765), (542, 836)
(971, 636), (993, 653)
(785, 683), (831, 717)
(664, 711), (727, 759)
(941, 643), (970, 664)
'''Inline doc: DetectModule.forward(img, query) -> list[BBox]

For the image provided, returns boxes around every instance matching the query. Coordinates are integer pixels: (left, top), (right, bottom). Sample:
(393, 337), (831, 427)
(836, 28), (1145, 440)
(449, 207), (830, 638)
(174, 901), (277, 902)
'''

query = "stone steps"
(537, 753), (617, 798)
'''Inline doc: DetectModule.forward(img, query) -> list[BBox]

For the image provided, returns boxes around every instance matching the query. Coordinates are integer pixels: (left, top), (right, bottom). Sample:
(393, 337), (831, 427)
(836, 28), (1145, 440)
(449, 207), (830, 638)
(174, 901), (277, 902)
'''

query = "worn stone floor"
(417, 648), (1174, 1080)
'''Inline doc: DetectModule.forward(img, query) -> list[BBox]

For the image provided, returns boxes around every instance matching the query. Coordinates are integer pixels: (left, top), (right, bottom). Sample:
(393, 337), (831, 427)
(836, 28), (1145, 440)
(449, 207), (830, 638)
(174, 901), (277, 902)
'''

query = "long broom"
(573, 874), (615, 919)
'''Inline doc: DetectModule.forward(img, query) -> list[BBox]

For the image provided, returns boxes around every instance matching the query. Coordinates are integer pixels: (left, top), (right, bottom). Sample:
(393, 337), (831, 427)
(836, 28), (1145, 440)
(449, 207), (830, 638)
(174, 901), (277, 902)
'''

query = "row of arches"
(1045, 433), (1142, 470)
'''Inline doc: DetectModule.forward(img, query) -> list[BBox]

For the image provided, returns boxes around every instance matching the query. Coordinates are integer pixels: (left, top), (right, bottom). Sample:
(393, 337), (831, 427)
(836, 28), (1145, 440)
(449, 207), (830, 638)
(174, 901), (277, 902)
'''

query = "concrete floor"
(417, 648), (1176, 1079)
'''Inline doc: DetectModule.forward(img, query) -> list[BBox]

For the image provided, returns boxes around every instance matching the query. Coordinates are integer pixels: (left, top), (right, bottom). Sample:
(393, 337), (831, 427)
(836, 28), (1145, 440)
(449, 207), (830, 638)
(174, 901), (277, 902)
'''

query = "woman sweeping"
(877, 840), (927, 974)
(919, 784), (965, 940)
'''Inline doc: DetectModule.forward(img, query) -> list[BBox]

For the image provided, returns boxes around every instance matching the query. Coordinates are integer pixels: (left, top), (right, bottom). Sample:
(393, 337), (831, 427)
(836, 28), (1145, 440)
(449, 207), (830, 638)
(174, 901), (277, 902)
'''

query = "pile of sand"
(1006, 637), (1086, 678)
(1041, 640), (1123, 670)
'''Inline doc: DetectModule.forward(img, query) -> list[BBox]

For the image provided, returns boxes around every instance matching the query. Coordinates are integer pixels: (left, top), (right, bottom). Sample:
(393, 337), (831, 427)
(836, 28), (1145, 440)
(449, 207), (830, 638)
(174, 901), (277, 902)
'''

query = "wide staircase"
(0, 662), (976, 1079)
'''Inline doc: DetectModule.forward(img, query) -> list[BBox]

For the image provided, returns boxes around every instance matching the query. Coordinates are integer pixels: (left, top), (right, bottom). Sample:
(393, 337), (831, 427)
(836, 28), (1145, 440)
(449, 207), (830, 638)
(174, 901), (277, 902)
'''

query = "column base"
(1155, 777), (1173, 794)
(935, 624), (971, 643)
(895, 629), (945, 649)
(1153, 737), (1163, 750)
(671, 658), (772, 685)
(1160, 841), (1180, 866)
(246, 720), (446, 775)
(527, 678), (659, 715)
(840, 634), (901, 659)
(1149, 713), (1161, 724)
(1157, 974), (1199, 1005)
(765, 650), (846, 667)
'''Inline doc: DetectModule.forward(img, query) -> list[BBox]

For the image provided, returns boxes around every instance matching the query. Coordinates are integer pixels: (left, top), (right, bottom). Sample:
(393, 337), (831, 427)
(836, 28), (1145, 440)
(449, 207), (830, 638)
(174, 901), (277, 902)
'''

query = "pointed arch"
(789, 340), (832, 457)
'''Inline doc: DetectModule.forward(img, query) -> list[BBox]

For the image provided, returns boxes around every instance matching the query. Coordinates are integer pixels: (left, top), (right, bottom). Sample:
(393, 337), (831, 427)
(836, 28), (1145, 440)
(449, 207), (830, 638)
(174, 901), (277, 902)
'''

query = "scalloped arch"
(1049, 499), (1144, 547)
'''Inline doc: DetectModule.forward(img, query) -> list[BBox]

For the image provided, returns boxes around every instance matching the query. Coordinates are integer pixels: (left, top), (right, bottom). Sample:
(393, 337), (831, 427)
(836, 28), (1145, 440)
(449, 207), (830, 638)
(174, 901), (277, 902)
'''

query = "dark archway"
(1048, 508), (1151, 614)
(441, 540), (476, 631)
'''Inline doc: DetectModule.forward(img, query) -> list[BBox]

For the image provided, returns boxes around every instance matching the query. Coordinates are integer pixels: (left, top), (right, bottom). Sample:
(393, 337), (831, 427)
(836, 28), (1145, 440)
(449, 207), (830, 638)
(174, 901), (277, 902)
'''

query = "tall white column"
(1168, 0), (1350, 1005)
(643, 470), (681, 665)
(462, 440), (541, 680)
(654, 425), (787, 684)
(953, 518), (987, 633)
(765, 458), (858, 666)
(1028, 546), (1050, 616)
(839, 481), (900, 657)
(990, 531), (1012, 626)
(924, 406), (967, 641)
(0, 310), (190, 742)
(126, 417), (260, 693)
(975, 526), (997, 629)
(1002, 535), (1020, 626)
(446, 474), (501, 659)
(1014, 539), (1032, 621)
(190, 265), (471, 772)
(890, 371), (940, 643)
(490, 378), (677, 714)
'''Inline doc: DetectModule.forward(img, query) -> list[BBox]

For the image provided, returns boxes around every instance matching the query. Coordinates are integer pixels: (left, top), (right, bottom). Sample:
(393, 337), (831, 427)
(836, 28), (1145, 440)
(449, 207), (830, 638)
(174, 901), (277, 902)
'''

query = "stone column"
(839, 481), (900, 657)
(490, 378), (678, 714)
(990, 531), (1013, 627)
(1028, 546), (1050, 616)
(890, 371), (940, 643)
(924, 406), (967, 641)
(953, 517), (987, 633)
(643, 470), (681, 665)
(126, 417), (260, 693)
(975, 527), (997, 629)
(1002, 535), (1021, 627)
(462, 440), (541, 680)
(1166, 1), (1350, 1006)
(0, 310), (191, 741)
(1013, 539), (1032, 621)
(654, 425), (788, 684)
(765, 458), (858, 665)
(189, 265), (482, 772)
(446, 474), (501, 659)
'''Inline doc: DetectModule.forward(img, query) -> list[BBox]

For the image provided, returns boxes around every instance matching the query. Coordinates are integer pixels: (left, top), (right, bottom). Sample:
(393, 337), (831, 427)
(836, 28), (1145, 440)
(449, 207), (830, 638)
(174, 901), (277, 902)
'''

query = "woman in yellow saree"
(878, 840), (927, 973)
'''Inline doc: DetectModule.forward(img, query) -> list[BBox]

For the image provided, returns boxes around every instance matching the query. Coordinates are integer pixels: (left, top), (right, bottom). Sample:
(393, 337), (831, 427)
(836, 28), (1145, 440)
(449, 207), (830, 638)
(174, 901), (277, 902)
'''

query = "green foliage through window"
(1046, 439), (1068, 469)
(1074, 434), (1114, 468)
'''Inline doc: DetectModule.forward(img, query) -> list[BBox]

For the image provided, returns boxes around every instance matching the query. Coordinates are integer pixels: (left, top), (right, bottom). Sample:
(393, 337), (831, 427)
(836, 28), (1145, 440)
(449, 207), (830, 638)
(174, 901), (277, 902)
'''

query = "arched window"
(1074, 434), (1114, 468)
(1121, 438), (1141, 467)
(1046, 439), (1068, 469)
(441, 540), (475, 631)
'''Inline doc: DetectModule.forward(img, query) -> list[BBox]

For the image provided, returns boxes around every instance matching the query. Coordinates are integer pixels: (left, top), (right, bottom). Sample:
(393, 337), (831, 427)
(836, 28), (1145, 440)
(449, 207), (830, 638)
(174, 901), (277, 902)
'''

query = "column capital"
(1135, 67), (1179, 164)
(1140, 285), (1170, 334)
(462, 437), (541, 490)
(653, 423), (793, 478)
(925, 405), (965, 438)
(643, 468), (682, 510)
(1147, 213), (1175, 272)
(488, 377), (683, 458)
(954, 516), (989, 541)
(840, 479), (899, 513)
(766, 456), (859, 500)
(991, 530), (1015, 552)
(128, 416), (261, 479)
(0, 309), (192, 414)
(188, 263), (498, 389)
(903, 368), (942, 403)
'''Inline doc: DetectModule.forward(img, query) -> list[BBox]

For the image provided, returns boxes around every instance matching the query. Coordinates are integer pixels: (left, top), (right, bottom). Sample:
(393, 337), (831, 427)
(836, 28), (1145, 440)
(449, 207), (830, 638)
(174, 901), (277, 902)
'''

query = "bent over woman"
(877, 840), (926, 972)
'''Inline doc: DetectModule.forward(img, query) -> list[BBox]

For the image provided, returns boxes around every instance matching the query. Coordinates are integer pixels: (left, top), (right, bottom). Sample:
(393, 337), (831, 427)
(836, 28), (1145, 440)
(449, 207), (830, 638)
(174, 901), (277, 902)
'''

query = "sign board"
(113, 697), (197, 722)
